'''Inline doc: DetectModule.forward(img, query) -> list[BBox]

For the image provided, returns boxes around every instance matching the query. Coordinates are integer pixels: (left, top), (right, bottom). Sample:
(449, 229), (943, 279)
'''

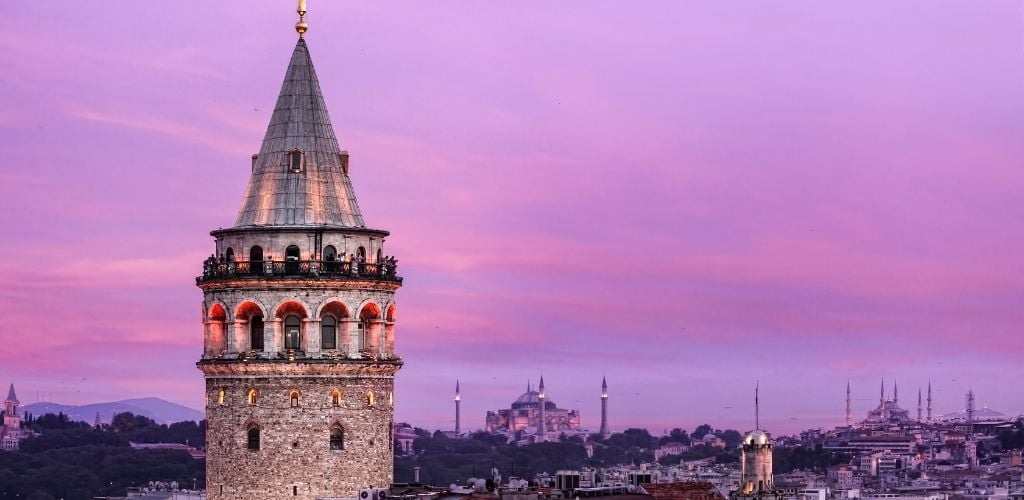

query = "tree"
(691, 424), (713, 440)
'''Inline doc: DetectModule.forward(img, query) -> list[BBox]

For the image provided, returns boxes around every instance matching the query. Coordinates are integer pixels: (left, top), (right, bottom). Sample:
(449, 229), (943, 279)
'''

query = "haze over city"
(1, 1), (1022, 435)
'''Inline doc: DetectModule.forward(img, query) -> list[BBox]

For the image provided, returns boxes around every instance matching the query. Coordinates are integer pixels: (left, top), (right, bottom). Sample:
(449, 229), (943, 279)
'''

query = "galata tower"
(196, 3), (403, 498)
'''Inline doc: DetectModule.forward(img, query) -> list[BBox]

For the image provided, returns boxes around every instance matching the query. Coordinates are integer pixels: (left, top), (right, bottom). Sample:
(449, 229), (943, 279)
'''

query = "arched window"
(249, 246), (263, 275)
(289, 149), (304, 173)
(217, 390), (225, 406)
(330, 426), (344, 450)
(247, 389), (258, 406)
(289, 390), (300, 408)
(250, 315), (264, 351)
(366, 391), (375, 407)
(247, 425), (260, 450)
(323, 245), (337, 261)
(285, 245), (300, 274)
(331, 389), (341, 407)
(321, 316), (337, 350)
(284, 315), (301, 350)
(225, 247), (235, 262)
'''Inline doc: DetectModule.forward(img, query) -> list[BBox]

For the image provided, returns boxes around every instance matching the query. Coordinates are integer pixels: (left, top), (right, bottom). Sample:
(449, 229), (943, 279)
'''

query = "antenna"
(755, 381), (760, 430)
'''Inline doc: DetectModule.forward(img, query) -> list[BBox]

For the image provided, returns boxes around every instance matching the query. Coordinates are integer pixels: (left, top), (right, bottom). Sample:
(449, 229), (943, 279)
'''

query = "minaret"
(921, 387), (929, 422)
(94, 412), (101, 428)
(845, 381), (851, 427)
(927, 381), (933, 422)
(880, 379), (885, 405)
(537, 375), (547, 442)
(196, 3), (404, 498)
(454, 380), (461, 436)
(893, 381), (898, 405)
(599, 376), (610, 438)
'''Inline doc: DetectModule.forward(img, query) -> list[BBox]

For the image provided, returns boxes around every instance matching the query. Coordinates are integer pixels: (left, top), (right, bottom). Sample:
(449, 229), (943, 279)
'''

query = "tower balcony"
(196, 259), (402, 285)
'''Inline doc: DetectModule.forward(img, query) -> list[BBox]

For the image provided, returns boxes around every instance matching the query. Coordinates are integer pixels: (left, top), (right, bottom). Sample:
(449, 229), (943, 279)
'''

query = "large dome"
(511, 390), (557, 410)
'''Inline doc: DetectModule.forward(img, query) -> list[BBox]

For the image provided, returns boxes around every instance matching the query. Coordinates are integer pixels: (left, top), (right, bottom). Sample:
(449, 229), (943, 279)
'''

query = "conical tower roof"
(234, 38), (364, 228)
(6, 384), (17, 403)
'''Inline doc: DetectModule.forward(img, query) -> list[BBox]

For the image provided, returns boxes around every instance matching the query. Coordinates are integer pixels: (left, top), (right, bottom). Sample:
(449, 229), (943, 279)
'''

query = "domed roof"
(743, 429), (770, 446)
(511, 391), (557, 410)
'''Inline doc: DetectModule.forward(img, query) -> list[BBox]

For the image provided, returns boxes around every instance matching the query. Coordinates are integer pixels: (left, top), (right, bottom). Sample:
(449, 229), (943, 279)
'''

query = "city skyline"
(1, 1), (1022, 435)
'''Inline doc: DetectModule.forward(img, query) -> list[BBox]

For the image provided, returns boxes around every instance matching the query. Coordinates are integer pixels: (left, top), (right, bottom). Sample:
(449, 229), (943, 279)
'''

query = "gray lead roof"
(233, 38), (364, 228)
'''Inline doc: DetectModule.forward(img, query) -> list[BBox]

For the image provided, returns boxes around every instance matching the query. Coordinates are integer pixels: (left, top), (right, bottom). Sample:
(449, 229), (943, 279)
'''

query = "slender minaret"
(893, 380), (898, 405)
(927, 381), (933, 422)
(966, 389), (976, 425)
(880, 379), (885, 405)
(921, 387), (929, 422)
(454, 380), (461, 436)
(845, 381), (852, 427)
(537, 375), (547, 442)
(599, 376), (610, 438)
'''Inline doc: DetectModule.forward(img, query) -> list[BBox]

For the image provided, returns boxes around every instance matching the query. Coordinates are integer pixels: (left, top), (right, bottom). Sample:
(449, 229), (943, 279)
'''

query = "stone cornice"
(197, 359), (402, 378)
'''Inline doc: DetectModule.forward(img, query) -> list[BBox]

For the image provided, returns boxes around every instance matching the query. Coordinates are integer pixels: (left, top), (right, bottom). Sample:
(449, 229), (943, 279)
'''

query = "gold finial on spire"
(295, 0), (309, 38)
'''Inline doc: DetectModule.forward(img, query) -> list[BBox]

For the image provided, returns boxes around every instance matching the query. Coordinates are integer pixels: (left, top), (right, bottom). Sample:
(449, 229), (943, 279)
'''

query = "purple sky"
(1, 1), (1022, 434)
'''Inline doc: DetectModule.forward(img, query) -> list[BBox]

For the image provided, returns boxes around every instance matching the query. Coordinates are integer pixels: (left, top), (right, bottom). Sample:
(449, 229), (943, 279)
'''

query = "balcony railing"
(197, 258), (401, 284)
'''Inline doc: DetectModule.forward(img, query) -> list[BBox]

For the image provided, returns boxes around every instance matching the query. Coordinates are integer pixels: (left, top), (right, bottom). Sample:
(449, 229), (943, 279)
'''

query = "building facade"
(196, 6), (403, 499)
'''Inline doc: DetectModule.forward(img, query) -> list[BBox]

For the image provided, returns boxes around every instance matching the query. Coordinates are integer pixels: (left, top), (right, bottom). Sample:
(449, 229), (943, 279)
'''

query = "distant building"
(1, 384), (29, 450)
(485, 378), (582, 442)
(863, 380), (912, 428)
(730, 384), (783, 500)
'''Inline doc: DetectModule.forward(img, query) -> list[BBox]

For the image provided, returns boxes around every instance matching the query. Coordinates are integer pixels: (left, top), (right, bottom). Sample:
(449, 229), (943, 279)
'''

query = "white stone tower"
(196, 4), (403, 498)
(599, 376), (610, 438)
(732, 384), (781, 500)
(3, 384), (19, 430)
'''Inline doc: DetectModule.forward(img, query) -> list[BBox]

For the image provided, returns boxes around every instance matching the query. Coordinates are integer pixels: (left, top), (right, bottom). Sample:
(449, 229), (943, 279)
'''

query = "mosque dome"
(511, 390), (557, 410)
(743, 429), (770, 446)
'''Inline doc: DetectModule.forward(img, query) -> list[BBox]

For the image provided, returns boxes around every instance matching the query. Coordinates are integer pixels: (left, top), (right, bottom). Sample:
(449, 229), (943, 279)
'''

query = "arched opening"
(285, 245), (300, 274)
(356, 246), (366, 274)
(284, 315), (301, 350)
(322, 245), (338, 273)
(358, 303), (381, 354)
(366, 391), (375, 407)
(249, 246), (263, 275)
(275, 300), (308, 352)
(247, 389), (258, 406)
(217, 390), (225, 406)
(331, 389), (341, 407)
(207, 304), (228, 356)
(384, 304), (397, 358)
(225, 247), (235, 263)
(235, 301), (265, 351)
(319, 301), (349, 351)
(289, 390), (300, 408)
(321, 316), (337, 350)
(330, 425), (344, 450)
(247, 424), (260, 451)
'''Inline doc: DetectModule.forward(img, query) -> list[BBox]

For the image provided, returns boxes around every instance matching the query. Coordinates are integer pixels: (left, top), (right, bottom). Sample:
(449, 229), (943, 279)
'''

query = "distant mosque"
(857, 380), (931, 428)
(1, 384), (28, 450)
(477, 376), (609, 444)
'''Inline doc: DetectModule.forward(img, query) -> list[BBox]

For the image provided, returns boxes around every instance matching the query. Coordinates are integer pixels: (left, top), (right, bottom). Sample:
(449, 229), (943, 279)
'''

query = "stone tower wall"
(202, 364), (398, 499)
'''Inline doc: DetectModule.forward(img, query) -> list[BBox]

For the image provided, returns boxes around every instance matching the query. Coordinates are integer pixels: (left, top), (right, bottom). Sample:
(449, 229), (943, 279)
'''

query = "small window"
(330, 426), (344, 450)
(247, 389), (258, 406)
(217, 390), (225, 406)
(321, 316), (337, 350)
(331, 389), (341, 407)
(290, 390), (300, 408)
(247, 425), (260, 451)
(367, 391), (375, 407)
(289, 149), (304, 173)
(323, 245), (337, 261)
